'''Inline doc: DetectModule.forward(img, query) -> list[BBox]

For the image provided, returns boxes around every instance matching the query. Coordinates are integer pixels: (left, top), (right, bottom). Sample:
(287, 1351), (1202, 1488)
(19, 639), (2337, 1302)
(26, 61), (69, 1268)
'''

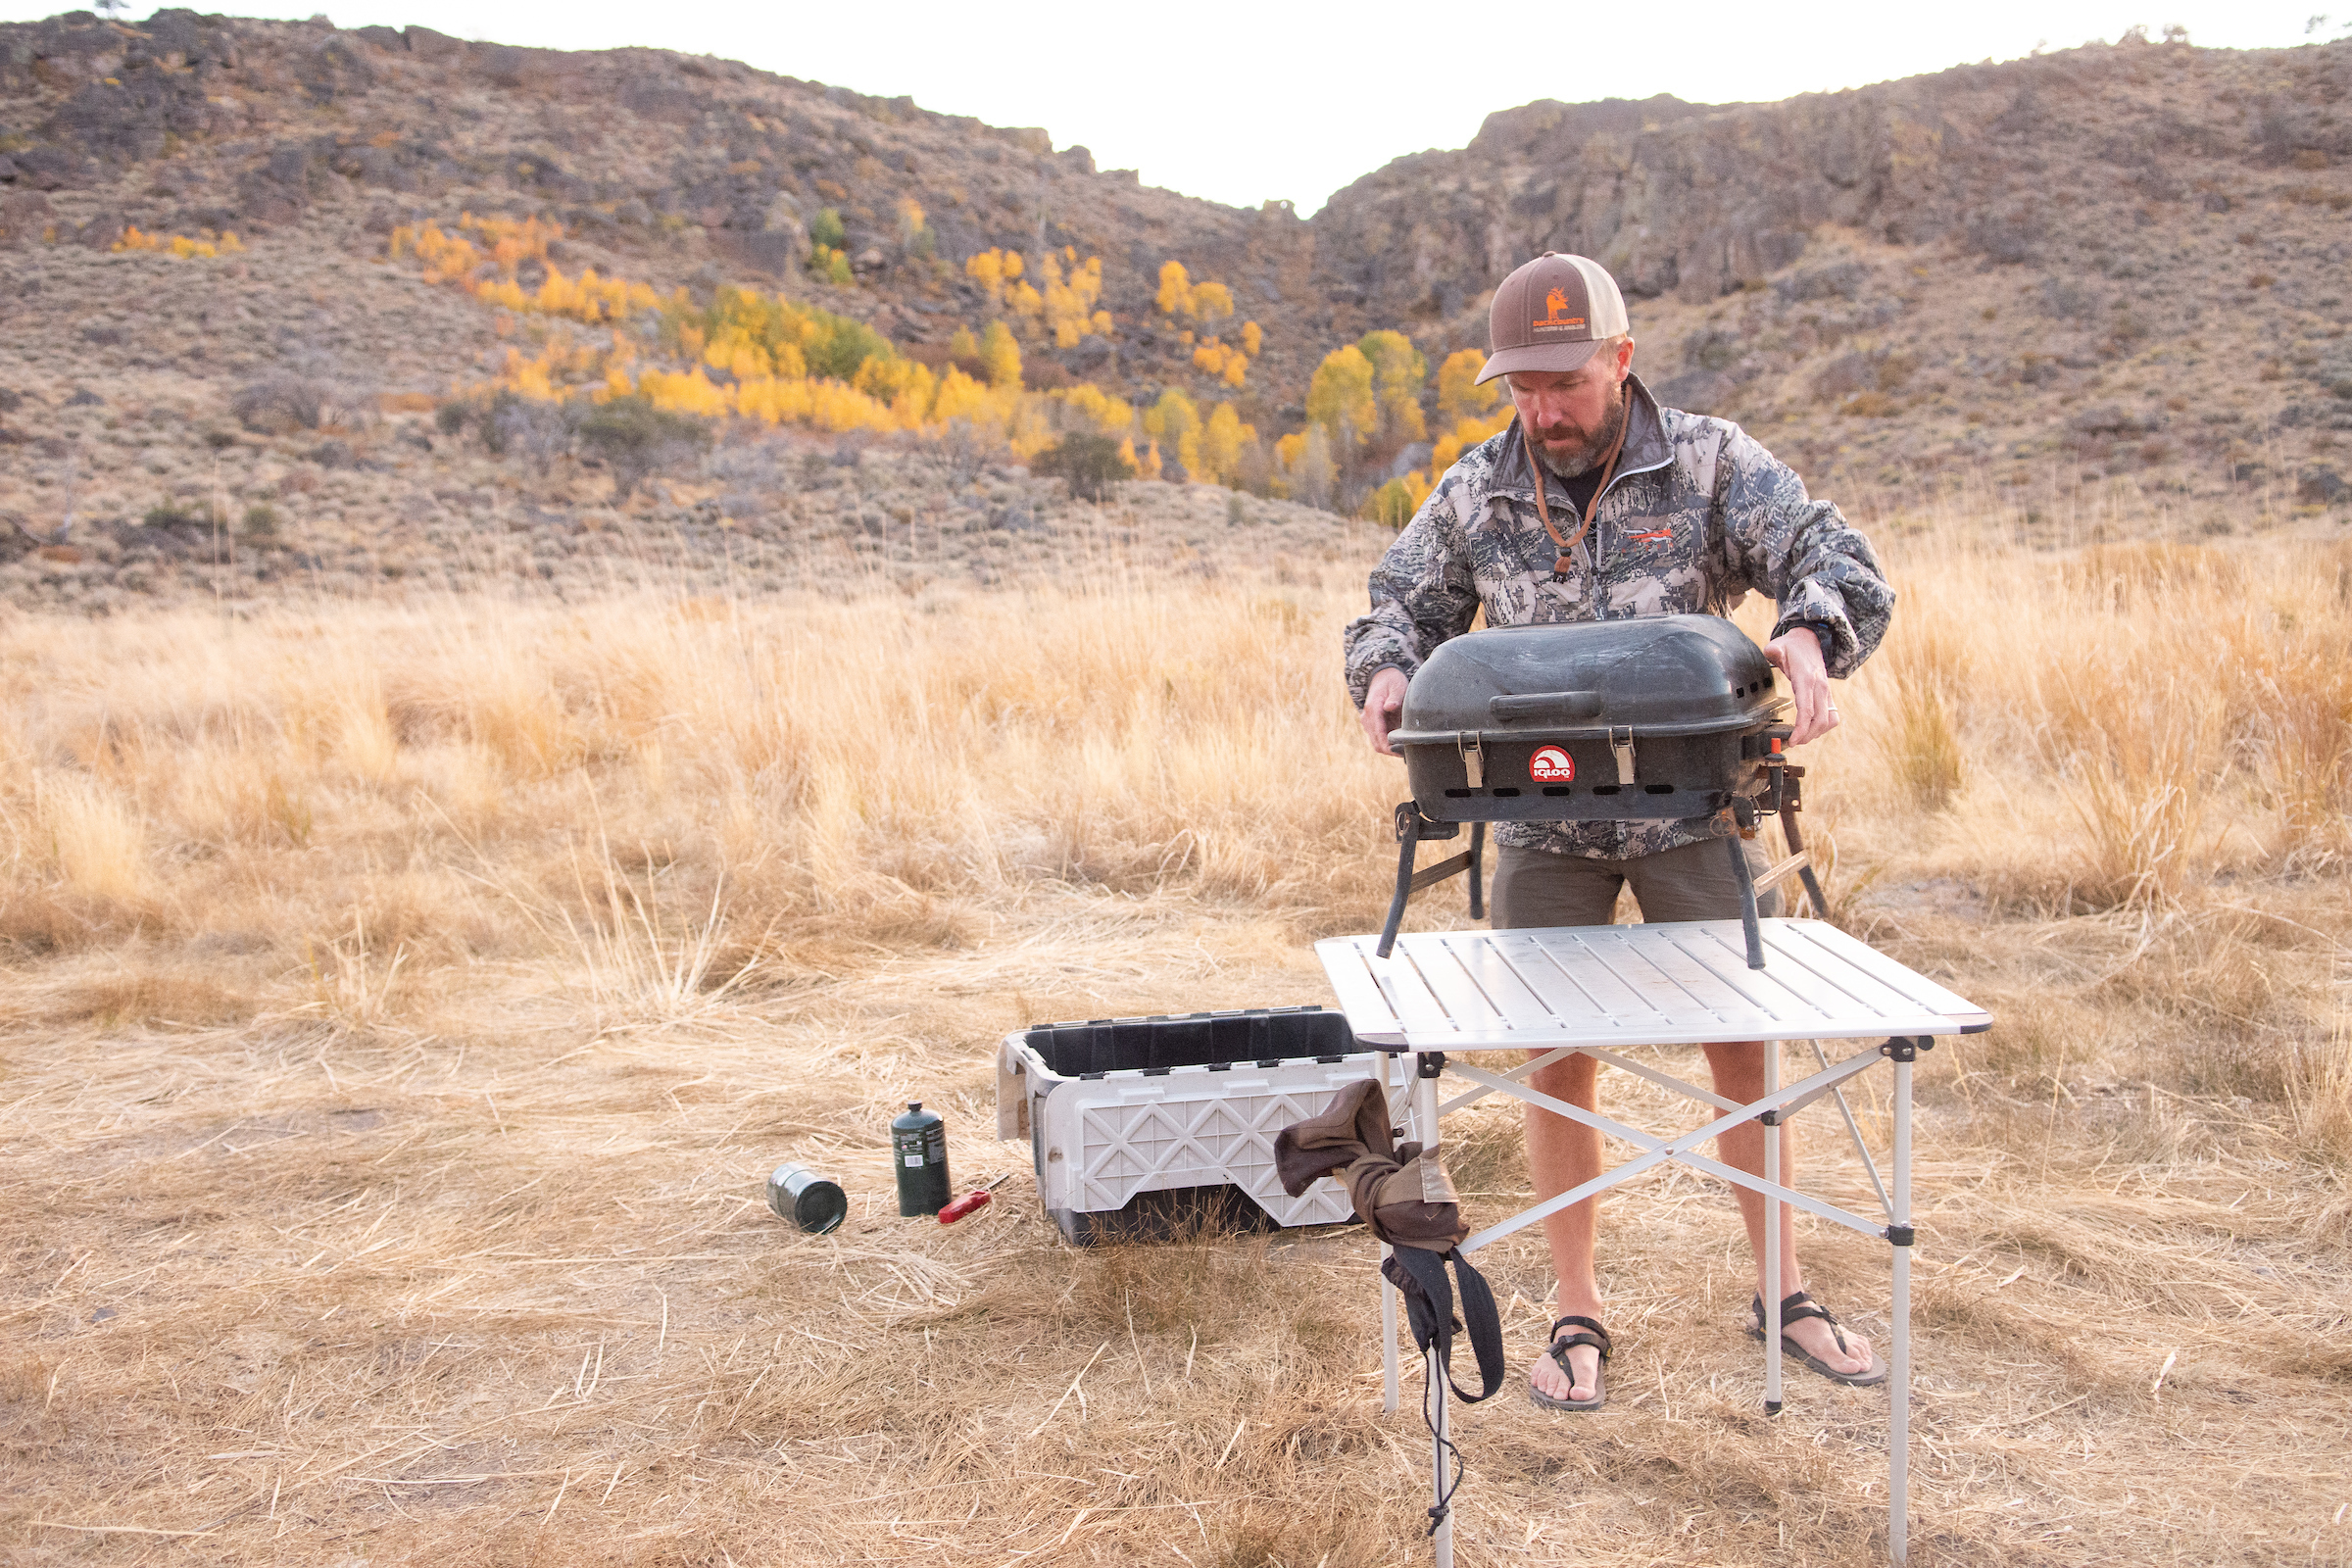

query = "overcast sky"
(9, 2), (2343, 212)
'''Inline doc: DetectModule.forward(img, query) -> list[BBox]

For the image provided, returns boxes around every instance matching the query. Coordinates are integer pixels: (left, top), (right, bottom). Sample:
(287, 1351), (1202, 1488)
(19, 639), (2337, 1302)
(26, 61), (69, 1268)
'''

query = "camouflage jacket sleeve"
(1342, 474), (1481, 709)
(1712, 426), (1892, 678)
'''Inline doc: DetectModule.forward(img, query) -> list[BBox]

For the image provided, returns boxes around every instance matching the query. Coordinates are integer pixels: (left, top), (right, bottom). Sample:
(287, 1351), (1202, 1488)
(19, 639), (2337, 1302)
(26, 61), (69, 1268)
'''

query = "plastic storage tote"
(995, 1006), (1404, 1246)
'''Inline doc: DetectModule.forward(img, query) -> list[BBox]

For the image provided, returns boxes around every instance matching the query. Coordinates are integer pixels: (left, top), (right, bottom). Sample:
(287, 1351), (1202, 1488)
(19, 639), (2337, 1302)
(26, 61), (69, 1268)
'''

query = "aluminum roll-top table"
(1314, 917), (1990, 1567)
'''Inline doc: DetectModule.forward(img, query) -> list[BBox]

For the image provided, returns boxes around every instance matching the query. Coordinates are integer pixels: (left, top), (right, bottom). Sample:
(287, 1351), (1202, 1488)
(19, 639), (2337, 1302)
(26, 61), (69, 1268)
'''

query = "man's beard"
(1530, 383), (1629, 479)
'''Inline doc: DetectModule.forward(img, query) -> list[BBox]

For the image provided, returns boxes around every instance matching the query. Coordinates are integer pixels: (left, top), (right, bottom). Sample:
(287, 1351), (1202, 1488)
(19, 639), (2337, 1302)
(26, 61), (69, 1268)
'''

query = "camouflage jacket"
(1343, 372), (1892, 859)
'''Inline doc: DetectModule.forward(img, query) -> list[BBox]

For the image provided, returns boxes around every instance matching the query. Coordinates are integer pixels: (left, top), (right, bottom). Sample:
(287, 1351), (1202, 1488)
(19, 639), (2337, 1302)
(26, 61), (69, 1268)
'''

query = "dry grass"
(1, 513), (2349, 1566)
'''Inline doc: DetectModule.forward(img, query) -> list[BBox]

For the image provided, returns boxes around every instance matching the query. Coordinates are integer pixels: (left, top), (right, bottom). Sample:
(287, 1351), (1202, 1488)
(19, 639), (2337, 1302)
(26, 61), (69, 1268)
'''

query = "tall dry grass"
(1, 521), (2348, 1566)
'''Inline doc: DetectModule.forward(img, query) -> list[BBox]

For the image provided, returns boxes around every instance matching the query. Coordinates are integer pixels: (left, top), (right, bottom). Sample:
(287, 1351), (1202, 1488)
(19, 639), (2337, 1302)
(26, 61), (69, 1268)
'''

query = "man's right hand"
(1359, 666), (1409, 757)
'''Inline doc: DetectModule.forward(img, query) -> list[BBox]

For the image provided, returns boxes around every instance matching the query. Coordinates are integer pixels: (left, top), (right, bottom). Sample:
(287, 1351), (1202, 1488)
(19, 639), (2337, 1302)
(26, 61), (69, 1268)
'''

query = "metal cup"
(765, 1161), (848, 1235)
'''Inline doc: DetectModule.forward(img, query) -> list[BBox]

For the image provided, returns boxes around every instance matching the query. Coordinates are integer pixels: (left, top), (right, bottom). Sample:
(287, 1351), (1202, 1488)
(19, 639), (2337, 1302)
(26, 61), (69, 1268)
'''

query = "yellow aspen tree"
(1291, 423), (1338, 510)
(980, 320), (1022, 388)
(1192, 279), (1234, 329)
(1196, 401), (1254, 485)
(1143, 387), (1199, 443)
(1240, 320), (1262, 357)
(1437, 348), (1497, 420)
(1305, 345), (1377, 447)
(964, 248), (1023, 305)
(1363, 472), (1432, 527)
(948, 325), (980, 361)
(1040, 252), (1105, 347)
(1156, 260), (1195, 318)
(1432, 407), (1517, 470)
(1357, 329), (1429, 444)
(1178, 425), (1204, 480)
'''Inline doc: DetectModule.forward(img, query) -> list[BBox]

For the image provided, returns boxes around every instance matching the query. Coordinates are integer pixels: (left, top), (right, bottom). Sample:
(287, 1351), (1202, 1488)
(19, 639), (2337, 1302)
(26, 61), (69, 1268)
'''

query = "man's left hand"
(1763, 627), (1839, 745)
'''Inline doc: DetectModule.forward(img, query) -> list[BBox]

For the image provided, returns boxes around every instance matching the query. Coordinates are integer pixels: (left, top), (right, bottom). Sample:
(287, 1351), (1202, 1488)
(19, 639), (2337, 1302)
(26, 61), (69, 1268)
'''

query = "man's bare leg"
(1701, 1040), (1874, 1376)
(1524, 1050), (1605, 1402)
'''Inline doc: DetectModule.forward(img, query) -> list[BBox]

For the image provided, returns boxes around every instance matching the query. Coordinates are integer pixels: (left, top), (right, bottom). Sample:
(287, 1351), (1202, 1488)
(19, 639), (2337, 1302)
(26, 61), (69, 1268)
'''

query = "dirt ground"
(1, 523), (2347, 1566)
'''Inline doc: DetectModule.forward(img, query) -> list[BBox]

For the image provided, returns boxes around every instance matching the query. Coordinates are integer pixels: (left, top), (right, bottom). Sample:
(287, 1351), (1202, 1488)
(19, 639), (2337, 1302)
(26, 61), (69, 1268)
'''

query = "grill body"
(1372, 613), (1822, 966)
(1389, 614), (1786, 822)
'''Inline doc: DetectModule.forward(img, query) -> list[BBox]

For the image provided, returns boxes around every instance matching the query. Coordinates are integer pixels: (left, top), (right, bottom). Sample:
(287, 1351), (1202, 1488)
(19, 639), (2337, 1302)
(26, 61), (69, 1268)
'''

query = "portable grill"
(1375, 613), (1828, 964)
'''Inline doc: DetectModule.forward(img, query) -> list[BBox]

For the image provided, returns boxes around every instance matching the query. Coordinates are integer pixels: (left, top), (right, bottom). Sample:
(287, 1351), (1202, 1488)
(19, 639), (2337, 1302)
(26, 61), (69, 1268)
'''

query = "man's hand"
(1359, 665), (1409, 757)
(1763, 627), (1839, 745)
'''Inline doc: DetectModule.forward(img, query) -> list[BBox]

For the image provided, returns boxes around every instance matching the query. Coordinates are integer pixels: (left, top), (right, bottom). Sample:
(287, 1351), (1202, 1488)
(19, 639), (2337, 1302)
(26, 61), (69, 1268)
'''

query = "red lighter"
(938, 1173), (1013, 1224)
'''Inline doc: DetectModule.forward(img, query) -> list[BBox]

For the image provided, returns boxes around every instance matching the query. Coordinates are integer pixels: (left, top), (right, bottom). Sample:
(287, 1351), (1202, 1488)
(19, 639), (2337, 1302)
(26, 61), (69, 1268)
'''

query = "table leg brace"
(1446, 1049), (1891, 1254)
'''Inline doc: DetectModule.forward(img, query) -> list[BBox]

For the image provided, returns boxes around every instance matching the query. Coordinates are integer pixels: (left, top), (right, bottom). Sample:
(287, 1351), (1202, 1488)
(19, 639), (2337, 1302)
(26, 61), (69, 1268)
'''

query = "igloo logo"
(1529, 746), (1575, 783)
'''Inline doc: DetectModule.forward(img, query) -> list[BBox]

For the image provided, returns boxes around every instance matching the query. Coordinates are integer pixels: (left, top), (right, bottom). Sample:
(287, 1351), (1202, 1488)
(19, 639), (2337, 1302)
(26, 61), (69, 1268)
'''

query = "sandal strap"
(1749, 1291), (1852, 1355)
(1548, 1314), (1613, 1362)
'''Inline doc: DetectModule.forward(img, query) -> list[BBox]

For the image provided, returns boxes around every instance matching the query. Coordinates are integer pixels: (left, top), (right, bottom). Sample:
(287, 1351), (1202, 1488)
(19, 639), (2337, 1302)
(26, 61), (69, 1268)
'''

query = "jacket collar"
(1487, 370), (1671, 504)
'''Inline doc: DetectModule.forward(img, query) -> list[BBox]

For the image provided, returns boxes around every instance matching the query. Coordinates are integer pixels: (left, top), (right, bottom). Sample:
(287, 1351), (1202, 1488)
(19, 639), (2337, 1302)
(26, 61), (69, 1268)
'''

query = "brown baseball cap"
(1476, 252), (1632, 384)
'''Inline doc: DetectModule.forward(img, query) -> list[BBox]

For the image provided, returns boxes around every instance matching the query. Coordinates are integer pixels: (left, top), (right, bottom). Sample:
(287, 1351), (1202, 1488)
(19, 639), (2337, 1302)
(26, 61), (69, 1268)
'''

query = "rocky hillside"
(0, 12), (2348, 614)
(1315, 39), (2352, 508)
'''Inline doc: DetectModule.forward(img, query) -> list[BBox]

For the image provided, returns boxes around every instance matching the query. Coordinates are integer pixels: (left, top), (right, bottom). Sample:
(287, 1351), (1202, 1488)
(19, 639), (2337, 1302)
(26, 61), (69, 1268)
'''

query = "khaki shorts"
(1488, 838), (1782, 930)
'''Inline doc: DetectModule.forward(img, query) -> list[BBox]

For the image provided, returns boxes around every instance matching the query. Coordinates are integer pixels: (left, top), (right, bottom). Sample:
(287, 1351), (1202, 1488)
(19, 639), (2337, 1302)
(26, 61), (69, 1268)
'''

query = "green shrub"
(575, 394), (710, 503)
(144, 499), (211, 529)
(1032, 433), (1135, 503)
(241, 503), (280, 539)
(810, 207), (847, 250)
(809, 245), (855, 287)
(1363, 477), (1418, 528)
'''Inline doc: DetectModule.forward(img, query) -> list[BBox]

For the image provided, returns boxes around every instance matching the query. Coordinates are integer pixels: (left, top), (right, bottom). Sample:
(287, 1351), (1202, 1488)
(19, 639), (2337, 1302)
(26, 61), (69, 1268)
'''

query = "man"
(1344, 252), (1894, 1412)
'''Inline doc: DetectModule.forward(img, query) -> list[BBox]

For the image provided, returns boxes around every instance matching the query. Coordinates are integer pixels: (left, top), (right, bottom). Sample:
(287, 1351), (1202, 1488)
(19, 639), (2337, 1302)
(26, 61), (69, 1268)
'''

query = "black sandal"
(1746, 1291), (1888, 1387)
(1530, 1314), (1612, 1412)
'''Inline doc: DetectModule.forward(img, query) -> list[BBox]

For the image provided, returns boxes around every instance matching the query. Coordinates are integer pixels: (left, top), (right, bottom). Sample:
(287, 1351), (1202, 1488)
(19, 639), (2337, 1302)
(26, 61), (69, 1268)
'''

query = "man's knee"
(1702, 1039), (1767, 1094)
(1526, 1050), (1597, 1101)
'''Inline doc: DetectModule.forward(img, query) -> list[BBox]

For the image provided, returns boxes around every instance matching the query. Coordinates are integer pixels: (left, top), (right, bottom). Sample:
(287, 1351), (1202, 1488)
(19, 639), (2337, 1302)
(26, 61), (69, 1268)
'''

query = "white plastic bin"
(995, 1006), (1405, 1245)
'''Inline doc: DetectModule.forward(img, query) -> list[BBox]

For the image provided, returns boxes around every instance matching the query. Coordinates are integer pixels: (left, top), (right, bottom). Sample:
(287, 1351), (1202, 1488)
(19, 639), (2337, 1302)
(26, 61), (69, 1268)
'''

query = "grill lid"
(1390, 613), (1783, 743)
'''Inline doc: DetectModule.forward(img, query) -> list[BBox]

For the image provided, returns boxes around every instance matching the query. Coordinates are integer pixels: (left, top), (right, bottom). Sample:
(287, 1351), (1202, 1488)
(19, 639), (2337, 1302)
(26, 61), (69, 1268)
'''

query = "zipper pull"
(1611, 727), (1636, 786)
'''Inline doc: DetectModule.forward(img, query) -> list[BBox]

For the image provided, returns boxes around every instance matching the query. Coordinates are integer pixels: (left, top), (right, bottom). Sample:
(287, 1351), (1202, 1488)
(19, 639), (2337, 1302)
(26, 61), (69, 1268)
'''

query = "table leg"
(1381, 1243), (1400, 1414)
(1413, 1059), (1452, 1568)
(1375, 1050), (1400, 1414)
(1428, 1343), (1453, 1568)
(1764, 1038), (1784, 1416)
(1889, 1041), (1915, 1566)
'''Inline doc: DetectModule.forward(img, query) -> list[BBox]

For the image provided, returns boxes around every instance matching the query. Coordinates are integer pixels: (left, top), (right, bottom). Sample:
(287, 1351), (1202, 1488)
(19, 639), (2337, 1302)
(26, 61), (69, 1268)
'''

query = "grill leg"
(1377, 812), (1422, 959)
(1780, 802), (1831, 918)
(1728, 835), (1765, 969)
(1467, 822), (1486, 922)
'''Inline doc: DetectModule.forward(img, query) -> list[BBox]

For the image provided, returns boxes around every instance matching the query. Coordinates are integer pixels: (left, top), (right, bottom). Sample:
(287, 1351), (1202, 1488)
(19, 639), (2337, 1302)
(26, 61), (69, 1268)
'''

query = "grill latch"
(1610, 726), (1636, 786)
(1457, 731), (1485, 789)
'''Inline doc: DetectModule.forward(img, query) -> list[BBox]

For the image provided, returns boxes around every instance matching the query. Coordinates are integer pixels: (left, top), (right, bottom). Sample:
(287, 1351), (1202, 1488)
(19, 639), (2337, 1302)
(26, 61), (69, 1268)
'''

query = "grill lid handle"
(1488, 690), (1603, 722)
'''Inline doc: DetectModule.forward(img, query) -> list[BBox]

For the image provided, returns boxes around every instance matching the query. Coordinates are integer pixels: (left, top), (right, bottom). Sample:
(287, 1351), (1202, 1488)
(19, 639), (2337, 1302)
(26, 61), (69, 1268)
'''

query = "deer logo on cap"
(1534, 287), (1586, 333)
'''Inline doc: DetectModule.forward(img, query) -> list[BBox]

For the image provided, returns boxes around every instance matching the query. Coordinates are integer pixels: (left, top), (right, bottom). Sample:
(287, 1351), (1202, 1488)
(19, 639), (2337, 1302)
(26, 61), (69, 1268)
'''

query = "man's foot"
(1529, 1315), (1611, 1411)
(1747, 1292), (1886, 1387)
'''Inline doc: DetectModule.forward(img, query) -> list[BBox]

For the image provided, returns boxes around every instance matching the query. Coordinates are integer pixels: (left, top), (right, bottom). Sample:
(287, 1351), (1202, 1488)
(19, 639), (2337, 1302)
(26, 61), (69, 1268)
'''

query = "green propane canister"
(764, 1162), (848, 1235)
(892, 1102), (952, 1216)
